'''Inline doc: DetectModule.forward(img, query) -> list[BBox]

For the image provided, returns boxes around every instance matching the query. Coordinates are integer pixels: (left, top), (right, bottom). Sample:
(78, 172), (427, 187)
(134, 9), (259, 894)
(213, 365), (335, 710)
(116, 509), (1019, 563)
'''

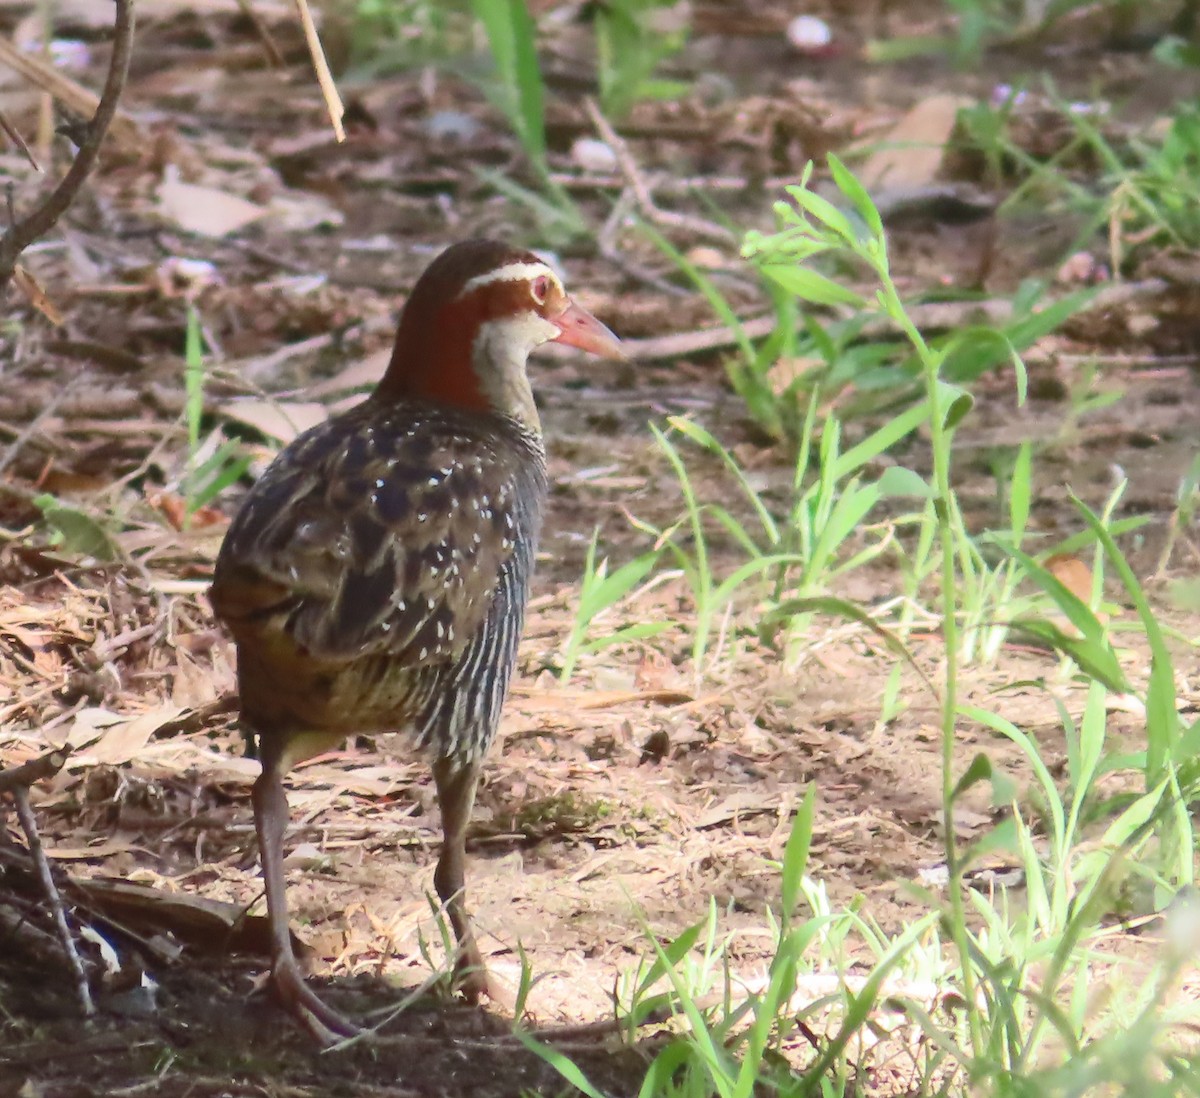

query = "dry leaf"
(170, 650), (218, 710)
(694, 792), (778, 830)
(64, 708), (125, 750)
(84, 706), (185, 765)
(76, 876), (286, 958)
(157, 167), (266, 238)
(44, 839), (140, 860)
(859, 95), (972, 191)
(307, 349), (388, 398)
(146, 490), (225, 531)
(12, 264), (64, 325)
(1107, 693), (1147, 716)
(1045, 554), (1093, 604)
(765, 356), (823, 397)
(218, 399), (328, 443)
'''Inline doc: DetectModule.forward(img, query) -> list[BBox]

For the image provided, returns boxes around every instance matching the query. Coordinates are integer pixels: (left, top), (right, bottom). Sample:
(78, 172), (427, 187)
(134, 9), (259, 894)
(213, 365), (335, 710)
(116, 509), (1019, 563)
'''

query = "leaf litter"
(1, 1), (1199, 1095)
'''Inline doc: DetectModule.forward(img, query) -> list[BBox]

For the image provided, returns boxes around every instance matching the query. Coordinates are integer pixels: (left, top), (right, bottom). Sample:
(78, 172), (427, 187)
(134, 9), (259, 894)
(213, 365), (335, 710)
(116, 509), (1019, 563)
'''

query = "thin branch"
(0, 0), (136, 292)
(234, 0), (286, 67)
(0, 37), (137, 145)
(11, 787), (95, 1016)
(619, 279), (1171, 362)
(0, 106), (39, 169)
(3, 747), (94, 1017)
(583, 97), (736, 247)
(0, 747), (69, 794)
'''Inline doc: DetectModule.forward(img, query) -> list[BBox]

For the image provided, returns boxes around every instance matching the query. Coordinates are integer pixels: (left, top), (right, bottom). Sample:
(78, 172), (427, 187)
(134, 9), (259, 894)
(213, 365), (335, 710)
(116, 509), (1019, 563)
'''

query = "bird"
(209, 239), (624, 1041)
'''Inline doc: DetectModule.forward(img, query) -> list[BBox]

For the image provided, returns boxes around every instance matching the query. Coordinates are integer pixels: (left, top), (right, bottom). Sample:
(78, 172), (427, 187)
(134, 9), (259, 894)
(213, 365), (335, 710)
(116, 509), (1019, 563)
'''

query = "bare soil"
(2, 2), (1199, 1095)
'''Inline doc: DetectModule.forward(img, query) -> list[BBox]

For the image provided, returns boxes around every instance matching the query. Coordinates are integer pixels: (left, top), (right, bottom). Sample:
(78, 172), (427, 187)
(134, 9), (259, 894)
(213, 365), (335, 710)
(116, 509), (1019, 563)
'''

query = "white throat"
(471, 312), (557, 430)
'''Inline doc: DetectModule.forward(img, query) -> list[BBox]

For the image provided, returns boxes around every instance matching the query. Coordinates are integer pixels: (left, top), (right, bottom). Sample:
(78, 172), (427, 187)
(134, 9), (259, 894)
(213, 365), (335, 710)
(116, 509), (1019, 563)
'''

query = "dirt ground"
(2, 1), (1200, 1095)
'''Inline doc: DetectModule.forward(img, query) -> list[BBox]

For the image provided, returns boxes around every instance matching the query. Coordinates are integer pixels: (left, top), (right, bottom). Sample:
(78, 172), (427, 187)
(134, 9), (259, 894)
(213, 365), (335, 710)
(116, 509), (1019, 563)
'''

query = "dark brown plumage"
(210, 240), (623, 1041)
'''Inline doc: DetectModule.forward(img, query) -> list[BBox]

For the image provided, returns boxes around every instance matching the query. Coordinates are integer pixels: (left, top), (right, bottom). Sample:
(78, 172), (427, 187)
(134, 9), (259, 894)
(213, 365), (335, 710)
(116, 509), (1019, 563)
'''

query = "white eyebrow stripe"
(459, 261), (561, 297)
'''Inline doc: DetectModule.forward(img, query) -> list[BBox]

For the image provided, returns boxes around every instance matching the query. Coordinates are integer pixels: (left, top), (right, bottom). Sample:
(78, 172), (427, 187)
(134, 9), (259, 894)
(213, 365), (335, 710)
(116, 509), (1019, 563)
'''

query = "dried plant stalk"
(0, 0), (136, 292)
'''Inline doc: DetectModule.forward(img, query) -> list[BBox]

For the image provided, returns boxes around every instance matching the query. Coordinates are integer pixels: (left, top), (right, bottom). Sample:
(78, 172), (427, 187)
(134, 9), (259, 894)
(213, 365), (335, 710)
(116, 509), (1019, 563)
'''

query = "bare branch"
(583, 97), (736, 247)
(0, 747), (69, 793)
(11, 783), (95, 1016)
(0, 0), (136, 292)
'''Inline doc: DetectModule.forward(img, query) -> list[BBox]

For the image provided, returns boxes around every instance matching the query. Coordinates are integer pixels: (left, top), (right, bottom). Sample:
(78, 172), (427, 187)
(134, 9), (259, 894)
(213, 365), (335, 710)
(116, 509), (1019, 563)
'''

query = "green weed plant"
(532, 156), (1200, 1095)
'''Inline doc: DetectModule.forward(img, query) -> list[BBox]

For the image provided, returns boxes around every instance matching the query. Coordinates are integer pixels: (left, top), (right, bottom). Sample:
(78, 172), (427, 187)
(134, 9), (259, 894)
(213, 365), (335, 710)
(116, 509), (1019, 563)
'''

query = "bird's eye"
(530, 275), (550, 304)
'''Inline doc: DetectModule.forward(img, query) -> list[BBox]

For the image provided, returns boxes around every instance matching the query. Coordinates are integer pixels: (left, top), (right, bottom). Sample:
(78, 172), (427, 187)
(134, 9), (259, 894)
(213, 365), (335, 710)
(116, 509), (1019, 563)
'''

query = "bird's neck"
(376, 299), (541, 434)
(468, 320), (541, 432)
(375, 298), (488, 412)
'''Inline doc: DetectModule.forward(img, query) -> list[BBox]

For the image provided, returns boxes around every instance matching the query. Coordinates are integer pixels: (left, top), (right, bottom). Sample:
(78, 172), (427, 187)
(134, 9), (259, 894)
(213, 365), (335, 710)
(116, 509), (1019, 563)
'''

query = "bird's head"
(377, 239), (624, 429)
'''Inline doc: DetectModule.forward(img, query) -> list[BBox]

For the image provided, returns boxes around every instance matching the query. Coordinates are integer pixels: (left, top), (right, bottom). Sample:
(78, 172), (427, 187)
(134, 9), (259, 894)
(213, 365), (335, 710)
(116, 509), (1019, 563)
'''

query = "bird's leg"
(432, 756), (490, 1003)
(252, 747), (360, 1042)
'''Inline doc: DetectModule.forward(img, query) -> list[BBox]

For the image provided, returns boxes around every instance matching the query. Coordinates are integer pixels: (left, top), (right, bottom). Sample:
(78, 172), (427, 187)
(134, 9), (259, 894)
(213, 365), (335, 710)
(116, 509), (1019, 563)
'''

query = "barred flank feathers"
(210, 400), (546, 762)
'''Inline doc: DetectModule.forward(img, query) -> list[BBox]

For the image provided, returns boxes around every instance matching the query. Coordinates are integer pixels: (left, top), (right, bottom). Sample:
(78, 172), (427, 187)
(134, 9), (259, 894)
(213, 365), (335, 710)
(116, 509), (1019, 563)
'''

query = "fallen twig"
(0, 0), (136, 293)
(584, 98), (736, 247)
(0, 747), (69, 794)
(621, 279), (1171, 362)
(0, 37), (138, 148)
(1, 746), (95, 1016)
(0, 376), (74, 475)
(0, 106), (39, 169)
(235, 0), (286, 67)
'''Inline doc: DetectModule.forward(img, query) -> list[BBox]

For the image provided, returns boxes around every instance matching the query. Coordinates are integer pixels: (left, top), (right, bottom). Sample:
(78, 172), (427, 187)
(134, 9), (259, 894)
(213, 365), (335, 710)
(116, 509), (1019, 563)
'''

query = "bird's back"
(211, 396), (546, 759)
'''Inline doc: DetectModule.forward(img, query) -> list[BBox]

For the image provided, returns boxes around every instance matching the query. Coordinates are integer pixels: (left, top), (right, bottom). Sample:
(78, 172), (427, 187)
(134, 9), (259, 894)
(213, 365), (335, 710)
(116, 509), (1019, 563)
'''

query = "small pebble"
(156, 257), (220, 299)
(692, 72), (737, 108)
(786, 14), (832, 53)
(422, 110), (480, 143)
(1056, 251), (1107, 285)
(685, 246), (727, 270)
(571, 137), (618, 174)
(49, 39), (91, 71)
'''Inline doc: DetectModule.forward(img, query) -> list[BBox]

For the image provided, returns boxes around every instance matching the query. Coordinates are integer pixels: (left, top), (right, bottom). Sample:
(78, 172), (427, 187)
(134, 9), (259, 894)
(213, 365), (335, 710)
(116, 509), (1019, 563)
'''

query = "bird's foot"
(271, 960), (362, 1045)
(453, 945), (509, 1008)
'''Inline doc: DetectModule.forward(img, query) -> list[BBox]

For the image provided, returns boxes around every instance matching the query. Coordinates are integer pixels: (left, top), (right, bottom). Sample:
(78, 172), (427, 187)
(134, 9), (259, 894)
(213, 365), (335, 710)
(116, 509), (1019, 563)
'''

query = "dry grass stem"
(291, 0), (345, 142)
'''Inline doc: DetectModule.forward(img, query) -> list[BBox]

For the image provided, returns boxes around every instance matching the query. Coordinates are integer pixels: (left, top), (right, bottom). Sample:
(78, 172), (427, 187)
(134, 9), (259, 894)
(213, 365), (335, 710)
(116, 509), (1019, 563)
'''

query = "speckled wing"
(210, 402), (545, 668)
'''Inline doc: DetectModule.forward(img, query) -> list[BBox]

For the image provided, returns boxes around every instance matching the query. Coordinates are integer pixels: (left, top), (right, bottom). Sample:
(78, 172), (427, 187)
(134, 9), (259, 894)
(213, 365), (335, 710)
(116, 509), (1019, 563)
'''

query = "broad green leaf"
(962, 704), (1066, 850)
(935, 378), (974, 429)
(780, 785), (815, 917)
(515, 1030), (608, 1098)
(877, 465), (934, 498)
(1006, 545), (1111, 646)
(471, 0), (546, 168)
(579, 621), (672, 655)
(33, 494), (117, 562)
(1071, 492), (1181, 774)
(1010, 441), (1032, 542)
(760, 263), (865, 307)
(951, 752), (994, 801)
(834, 398), (930, 478)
